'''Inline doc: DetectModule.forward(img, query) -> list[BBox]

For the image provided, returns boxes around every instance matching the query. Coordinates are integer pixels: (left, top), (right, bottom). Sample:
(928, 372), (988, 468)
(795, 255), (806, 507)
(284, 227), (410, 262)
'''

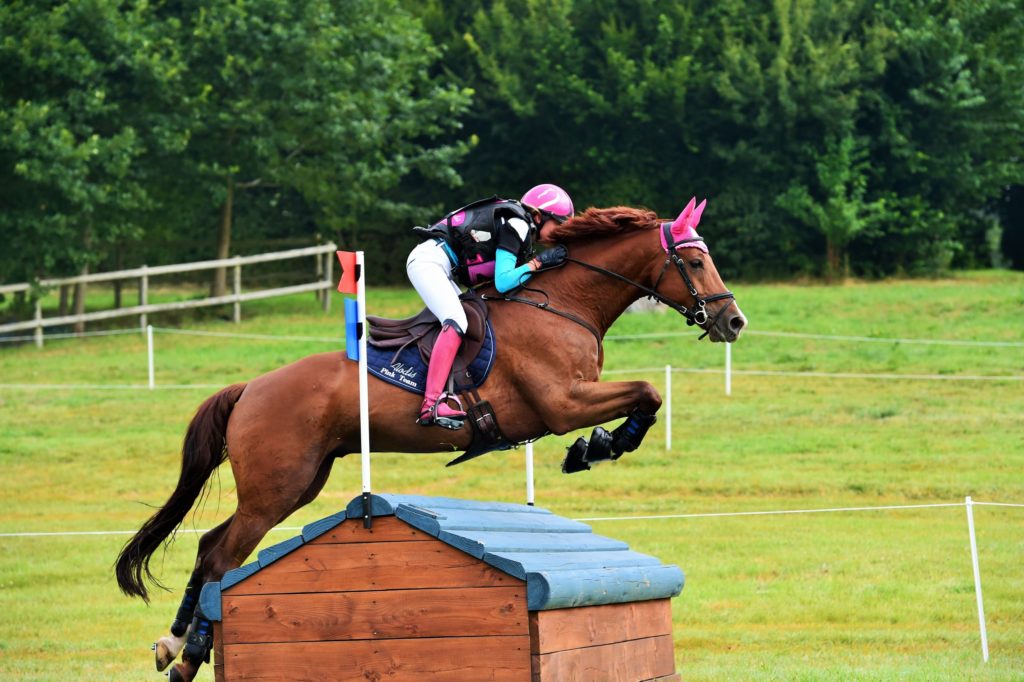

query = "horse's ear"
(690, 199), (707, 228)
(671, 197), (708, 239)
(671, 197), (697, 232)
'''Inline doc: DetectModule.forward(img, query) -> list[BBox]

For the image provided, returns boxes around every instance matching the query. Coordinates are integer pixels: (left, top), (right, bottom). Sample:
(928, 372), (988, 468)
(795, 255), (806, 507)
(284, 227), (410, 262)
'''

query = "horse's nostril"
(730, 315), (746, 331)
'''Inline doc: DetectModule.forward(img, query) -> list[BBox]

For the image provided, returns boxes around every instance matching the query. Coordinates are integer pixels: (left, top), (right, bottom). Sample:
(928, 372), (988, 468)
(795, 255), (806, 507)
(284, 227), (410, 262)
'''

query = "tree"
(415, 0), (1024, 279)
(860, 0), (1024, 271)
(0, 0), (185, 313)
(157, 0), (472, 294)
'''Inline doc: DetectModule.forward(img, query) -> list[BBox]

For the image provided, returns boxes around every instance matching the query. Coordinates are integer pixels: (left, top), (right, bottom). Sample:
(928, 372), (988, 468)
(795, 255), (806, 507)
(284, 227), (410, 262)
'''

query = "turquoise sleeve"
(494, 247), (534, 293)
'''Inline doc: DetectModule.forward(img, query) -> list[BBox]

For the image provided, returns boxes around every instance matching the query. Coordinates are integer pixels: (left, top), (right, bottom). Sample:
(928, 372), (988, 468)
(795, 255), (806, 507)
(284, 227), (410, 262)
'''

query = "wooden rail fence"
(0, 243), (337, 347)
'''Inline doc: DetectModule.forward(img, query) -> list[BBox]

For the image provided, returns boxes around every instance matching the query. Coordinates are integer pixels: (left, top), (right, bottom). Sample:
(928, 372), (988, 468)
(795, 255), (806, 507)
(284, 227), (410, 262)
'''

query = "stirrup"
(417, 393), (466, 430)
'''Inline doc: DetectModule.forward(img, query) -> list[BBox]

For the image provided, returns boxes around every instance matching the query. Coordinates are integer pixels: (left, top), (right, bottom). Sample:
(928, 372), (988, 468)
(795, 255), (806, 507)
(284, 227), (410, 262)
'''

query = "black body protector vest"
(413, 196), (535, 288)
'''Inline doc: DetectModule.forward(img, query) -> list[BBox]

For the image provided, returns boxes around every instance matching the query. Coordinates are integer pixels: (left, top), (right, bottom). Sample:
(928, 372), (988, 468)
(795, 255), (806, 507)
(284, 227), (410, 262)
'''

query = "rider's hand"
(535, 244), (568, 270)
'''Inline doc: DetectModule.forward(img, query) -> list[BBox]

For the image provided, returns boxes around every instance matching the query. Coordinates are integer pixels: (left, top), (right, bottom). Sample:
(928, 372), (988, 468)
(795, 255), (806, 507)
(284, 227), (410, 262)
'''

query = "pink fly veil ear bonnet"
(660, 197), (708, 253)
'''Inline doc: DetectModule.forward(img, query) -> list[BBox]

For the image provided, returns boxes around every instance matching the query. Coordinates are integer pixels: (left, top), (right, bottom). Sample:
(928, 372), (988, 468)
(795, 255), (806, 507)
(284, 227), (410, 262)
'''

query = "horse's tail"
(115, 383), (246, 602)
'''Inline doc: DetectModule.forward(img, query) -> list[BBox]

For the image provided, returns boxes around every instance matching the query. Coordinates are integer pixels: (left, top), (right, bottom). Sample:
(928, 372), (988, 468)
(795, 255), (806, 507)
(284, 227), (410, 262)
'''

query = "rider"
(407, 183), (573, 429)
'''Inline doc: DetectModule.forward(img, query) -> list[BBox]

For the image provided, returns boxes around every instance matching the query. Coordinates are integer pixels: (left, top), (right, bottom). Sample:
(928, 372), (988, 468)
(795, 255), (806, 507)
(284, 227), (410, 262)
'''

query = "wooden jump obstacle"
(199, 494), (685, 681)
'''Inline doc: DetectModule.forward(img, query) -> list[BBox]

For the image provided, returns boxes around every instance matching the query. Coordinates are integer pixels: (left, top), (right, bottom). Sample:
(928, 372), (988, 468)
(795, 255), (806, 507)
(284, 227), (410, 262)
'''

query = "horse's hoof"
(168, 662), (194, 682)
(154, 637), (179, 671)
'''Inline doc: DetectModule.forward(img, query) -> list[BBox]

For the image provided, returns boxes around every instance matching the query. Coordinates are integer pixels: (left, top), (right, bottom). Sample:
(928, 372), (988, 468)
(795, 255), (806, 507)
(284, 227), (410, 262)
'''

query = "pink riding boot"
(417, 322), (467, 429)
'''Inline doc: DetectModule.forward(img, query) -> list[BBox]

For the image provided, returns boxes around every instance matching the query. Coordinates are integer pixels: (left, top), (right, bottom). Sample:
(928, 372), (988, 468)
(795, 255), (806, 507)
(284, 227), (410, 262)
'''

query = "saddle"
(366, 291), (513, 466)
(366, 292), (490, 372)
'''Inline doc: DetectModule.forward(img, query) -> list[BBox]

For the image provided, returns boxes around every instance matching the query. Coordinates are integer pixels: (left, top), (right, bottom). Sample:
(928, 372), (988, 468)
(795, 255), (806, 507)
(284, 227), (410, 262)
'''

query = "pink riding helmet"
(521, 183), (574, 223)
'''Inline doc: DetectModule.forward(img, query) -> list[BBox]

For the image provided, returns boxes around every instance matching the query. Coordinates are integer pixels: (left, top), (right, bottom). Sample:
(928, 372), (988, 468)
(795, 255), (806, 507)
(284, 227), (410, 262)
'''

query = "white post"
(356, 252), (371, 496)
(232, 256), (242, 323)
(965, 496), (989, 662)
(34, 299), (43, 349)
(315, 248), (323, 304)
(322, 251), (333, 313)
(725, 342), (732, 396)
(664, 365), (672, 451)
(139, 265), (148, 330)
(525, 442), (535, 506)
(147, 325), (155, 390)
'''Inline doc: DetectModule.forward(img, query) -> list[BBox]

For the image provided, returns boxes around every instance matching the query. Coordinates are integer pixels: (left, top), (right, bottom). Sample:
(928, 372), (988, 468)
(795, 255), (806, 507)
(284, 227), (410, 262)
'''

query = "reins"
(480, 288), (602, 351)
(562, 223), (735, 336)
(483, 223), (735, 343)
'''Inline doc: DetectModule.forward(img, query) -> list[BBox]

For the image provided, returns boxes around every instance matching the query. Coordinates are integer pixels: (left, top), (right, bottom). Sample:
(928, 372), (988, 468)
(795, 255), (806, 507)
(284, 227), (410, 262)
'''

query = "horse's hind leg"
(169, 455), (338, 682)
(153, 516), (233, 671)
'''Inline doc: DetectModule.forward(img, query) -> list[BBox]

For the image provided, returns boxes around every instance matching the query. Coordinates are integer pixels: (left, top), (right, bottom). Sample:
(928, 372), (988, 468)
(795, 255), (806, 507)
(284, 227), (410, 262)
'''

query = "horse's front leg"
(542, 379), (662, 473)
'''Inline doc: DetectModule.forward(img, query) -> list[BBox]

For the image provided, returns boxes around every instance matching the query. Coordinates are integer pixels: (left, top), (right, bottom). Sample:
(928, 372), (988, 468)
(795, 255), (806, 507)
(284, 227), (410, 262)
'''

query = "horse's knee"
(545, 418), (574, 436)
(637, 382), (662, 412)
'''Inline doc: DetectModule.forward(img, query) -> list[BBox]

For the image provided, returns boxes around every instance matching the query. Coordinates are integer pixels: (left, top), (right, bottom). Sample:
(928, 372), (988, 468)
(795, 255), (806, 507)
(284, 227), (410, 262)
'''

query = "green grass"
(1, 271), (1022, 680)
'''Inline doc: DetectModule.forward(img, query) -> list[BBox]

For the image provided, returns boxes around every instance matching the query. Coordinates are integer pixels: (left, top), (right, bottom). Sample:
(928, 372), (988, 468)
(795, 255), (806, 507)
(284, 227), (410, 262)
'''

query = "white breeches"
(406, 240), (468, 333)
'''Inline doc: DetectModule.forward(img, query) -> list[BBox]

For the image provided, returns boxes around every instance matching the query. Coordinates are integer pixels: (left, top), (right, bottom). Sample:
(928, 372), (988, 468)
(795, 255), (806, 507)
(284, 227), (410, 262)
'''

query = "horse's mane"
(548, 206), (660, 242)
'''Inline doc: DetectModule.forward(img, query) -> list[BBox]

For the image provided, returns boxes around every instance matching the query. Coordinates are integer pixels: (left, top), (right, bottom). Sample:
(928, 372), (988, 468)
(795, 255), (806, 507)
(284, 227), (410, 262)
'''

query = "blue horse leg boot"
(610, 408), (658, 458)
(561, 427), (614, 474)
(181, 612), (213, 666)
(170, 569), (202, 637)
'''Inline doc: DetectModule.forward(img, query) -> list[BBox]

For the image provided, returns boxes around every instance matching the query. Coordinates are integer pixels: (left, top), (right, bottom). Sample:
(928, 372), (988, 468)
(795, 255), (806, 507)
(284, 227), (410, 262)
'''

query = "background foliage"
(2, 0), (1023, 292)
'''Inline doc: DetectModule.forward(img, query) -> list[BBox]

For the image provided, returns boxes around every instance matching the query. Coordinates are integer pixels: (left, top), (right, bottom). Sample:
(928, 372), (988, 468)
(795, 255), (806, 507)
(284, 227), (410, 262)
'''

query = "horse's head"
(652, 198), (747, 342)
(540, 200), (746, 342)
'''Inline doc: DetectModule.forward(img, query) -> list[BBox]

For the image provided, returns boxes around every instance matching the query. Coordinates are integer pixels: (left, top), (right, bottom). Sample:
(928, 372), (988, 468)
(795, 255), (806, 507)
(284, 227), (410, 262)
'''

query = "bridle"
(482, 222), (736, 343)
(566, 222), (735, 334)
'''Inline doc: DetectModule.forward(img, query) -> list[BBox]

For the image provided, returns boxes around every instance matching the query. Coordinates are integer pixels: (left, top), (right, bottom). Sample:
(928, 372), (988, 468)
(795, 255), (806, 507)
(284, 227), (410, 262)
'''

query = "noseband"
(565, 223), (735, 334)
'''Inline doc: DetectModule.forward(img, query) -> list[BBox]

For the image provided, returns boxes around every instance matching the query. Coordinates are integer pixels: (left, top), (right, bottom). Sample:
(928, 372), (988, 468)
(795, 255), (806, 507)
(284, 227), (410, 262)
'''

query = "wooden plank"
(527, 564), (684, 610)
(256, 535), (304, 568)
(222, 586), (527, 644)
(531, 634), (676, 682)
(437, 530), (628, 559)
(529, 599), (674, 654)
(345, 493), (555, 519)
(397, 507), (591, 537)
(222, 635), (531, 680)
(486, 549), (660, 580)
(224, 540), (518, 595)
(307, 515), (424, 544)
(213, 622), (224, 682)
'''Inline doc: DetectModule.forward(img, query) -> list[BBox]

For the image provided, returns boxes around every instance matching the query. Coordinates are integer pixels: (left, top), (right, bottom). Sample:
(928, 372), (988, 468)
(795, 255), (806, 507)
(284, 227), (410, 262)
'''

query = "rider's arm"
(493, 214), (540, 293)
(494, 247), (537, 293)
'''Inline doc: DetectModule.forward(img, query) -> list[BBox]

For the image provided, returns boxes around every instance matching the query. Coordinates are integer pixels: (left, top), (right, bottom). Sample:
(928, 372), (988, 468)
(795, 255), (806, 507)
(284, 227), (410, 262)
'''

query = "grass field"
(1, 270), (1022, 680)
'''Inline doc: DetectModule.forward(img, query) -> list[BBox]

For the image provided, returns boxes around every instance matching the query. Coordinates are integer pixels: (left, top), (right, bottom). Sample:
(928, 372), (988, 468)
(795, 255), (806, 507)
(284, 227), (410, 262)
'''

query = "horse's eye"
(689, 258), (704, 269)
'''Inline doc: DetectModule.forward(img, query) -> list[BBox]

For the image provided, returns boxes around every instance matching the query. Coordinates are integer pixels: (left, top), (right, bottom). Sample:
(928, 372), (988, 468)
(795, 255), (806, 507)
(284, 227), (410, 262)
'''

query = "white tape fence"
(1, 497), (1019, 663)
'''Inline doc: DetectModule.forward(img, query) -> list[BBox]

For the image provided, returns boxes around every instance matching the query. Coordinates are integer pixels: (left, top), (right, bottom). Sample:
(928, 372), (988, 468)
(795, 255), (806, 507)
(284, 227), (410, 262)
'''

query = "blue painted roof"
(200, 493), (684, 620)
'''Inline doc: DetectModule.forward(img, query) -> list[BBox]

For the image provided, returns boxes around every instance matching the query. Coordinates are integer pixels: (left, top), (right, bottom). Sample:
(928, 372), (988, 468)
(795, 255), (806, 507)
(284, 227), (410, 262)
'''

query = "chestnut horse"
(115, 200), (746, 681)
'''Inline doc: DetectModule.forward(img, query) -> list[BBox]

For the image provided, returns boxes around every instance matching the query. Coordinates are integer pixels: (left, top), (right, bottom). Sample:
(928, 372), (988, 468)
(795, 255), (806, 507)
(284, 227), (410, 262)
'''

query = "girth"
(366, 292), (490, 370)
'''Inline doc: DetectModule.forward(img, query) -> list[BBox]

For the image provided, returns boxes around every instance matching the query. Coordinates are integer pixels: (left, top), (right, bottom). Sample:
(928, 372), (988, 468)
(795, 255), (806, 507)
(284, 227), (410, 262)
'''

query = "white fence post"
(139, 265), (149, 330)
(525, 442), (535, 506)
(665, 365), (672, 451)
(34, 299), (43, 349)
(725, 342), (732, 396)
(232, 256), (242, 323)
(965, 496), (989, 662)
(323, 251), (333, 313)
(147, 325), (155, 390)
(315, 248), (324, 304)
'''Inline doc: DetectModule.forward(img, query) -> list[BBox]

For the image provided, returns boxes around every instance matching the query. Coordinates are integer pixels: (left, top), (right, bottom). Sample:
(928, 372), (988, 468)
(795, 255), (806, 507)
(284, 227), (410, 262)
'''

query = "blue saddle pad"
(366, 321), (496, 395)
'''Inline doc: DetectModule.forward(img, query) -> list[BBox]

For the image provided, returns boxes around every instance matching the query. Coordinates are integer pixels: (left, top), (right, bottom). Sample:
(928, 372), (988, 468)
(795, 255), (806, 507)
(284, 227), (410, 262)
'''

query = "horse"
(115, 199), (746, 681)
